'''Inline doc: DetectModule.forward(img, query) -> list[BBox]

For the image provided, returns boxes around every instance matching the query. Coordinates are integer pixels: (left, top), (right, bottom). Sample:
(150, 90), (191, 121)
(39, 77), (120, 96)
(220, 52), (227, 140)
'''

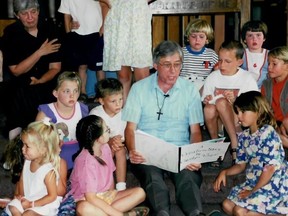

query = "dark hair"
(233, 91), (277, 129)
(219, 40), (244, 59)
(95, 78), (123, 99)
(76, 115), (106, 165)
(241, 20), (268, 42)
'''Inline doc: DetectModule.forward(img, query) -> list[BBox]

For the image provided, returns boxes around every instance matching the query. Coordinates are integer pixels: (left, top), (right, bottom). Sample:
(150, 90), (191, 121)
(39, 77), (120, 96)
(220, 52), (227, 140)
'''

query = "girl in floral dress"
(213, 91), (288, 215)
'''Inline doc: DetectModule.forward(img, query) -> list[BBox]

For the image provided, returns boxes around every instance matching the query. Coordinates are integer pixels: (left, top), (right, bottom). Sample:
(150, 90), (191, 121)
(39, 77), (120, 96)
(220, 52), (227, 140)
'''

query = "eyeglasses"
(158, 62), (182, 70)
(105, 126), (111, 134)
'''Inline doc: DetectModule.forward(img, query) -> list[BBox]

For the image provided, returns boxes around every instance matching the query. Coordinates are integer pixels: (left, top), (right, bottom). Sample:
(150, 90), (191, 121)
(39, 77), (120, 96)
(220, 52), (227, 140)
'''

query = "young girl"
(36, 71), (89, 171)
(241, 20), (269, 89)
(90, 78), (127, 191)
(68, 115), (149, 216)
(261, 46), (288, 148)
(5, 118), (63, 216)
(180, 18), (218, 92)
(213, 91), (288, 215)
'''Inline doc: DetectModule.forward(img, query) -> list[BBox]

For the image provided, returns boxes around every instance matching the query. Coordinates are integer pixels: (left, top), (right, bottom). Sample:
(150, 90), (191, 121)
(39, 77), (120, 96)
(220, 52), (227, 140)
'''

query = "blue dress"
(227, 125), (288, 214)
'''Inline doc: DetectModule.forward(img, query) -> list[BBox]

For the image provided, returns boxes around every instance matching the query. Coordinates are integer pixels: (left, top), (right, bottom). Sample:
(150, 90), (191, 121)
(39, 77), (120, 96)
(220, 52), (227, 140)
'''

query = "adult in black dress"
(2, 0), (62, 140)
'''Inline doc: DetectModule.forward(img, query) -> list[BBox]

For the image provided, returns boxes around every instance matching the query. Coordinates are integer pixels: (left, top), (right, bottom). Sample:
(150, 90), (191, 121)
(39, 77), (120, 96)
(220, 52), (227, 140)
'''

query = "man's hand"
(129, 150), (145, 164)
(186, 163), (201, 171)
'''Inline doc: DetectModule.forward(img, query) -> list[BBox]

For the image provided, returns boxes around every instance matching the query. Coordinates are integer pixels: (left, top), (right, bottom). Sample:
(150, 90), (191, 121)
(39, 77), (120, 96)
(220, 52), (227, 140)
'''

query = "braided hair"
(76, 115), (106, 165)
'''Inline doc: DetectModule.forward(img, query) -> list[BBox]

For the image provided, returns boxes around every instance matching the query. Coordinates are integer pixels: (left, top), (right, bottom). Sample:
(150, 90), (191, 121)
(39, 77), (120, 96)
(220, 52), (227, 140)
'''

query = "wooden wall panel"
(152, 16), (165, 49)
(0, 19), (15, 37)
(167, 16), (181, 44)
(214, 15), (225, 52)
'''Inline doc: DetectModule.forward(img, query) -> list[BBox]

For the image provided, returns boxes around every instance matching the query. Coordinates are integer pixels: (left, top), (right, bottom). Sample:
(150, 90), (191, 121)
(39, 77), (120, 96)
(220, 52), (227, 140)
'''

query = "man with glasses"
(123, 40), (221, 216)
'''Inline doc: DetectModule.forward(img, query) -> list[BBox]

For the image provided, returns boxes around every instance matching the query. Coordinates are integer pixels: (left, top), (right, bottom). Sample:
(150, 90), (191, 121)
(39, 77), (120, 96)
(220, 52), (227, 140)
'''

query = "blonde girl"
(5, 118), (62, 216)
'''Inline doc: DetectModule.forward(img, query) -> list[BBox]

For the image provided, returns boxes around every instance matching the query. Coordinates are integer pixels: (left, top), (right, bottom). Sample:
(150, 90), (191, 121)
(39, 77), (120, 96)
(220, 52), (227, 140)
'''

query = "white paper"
(135, 130), (229, 173)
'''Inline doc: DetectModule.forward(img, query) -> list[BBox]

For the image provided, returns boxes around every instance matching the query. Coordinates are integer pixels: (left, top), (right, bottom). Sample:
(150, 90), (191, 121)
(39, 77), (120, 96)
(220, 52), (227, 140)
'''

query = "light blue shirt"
(122, 72), (204, 146)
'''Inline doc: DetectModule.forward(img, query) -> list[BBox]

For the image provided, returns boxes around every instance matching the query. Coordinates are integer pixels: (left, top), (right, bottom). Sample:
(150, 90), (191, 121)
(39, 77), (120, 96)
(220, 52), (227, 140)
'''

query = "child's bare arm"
(57, 159), (68, 197)
(15, 172), (24, 198)
(35, 111), (47, 121)
(22, 170), (58, 209)
(108, 135), (124, 152)
(63, 14), (72, 33)
(214, 163), (246, 192)
(99, 1), (110, 36)
(252, 164), (275, 192)
(98, 0), (111, 8)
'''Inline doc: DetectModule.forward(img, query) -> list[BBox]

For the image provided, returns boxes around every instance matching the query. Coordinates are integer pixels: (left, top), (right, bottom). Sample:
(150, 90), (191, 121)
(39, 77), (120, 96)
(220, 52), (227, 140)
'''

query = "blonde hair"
(268, 46), (288, 64)
(55, 71), (82, 92)
(21, 119), (61, 174)
(184, 19), (214, 43)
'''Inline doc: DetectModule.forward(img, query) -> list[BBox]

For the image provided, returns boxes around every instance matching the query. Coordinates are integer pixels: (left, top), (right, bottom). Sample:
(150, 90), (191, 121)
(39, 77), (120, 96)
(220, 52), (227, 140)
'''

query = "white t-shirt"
(58, 0), (102, 35)
(201, 68), (259, 101)
(89, 105), (127, 140)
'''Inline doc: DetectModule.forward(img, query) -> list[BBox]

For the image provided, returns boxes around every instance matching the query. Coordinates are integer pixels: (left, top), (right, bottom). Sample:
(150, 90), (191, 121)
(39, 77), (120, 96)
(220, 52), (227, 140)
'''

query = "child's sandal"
(124, 206), (150, 216)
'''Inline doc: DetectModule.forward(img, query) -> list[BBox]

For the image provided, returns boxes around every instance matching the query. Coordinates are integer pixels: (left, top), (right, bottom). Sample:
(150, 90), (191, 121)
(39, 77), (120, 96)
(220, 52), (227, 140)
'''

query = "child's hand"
(213, 170), (227, 192)
(0, 198), (11, 208)
(108, 135), (124, 152)
(70, 20), (80, 30)
(203, 95), (213, 105)
(238, 189), (252, 199)
(21, 198), (32, 210)
(223, 90), (235, 104)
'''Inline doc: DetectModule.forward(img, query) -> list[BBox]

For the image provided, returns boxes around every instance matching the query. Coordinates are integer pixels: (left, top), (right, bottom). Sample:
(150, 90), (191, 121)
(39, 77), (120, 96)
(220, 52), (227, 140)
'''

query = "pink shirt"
(69, 145), (116, 200)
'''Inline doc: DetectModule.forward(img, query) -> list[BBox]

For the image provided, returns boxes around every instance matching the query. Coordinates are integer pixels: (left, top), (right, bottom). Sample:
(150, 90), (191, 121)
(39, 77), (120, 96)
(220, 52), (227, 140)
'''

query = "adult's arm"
(30, 62), (61, 84)
(189, 123), (202, 144)
(8, 39), (61, 78)
(125, 122), (145, 164)
(185, 123), (202, 171)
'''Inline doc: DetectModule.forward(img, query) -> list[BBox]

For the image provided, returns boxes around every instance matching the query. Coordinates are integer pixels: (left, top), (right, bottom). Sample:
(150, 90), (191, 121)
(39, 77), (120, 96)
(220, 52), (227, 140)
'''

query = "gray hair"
(13, 0), (39, 14)
(153, 40), (183, 64)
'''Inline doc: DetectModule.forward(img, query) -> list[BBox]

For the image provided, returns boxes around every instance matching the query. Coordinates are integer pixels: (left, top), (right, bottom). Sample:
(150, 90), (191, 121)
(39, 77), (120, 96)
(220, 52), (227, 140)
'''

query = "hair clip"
(42, 117), (51, 126)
